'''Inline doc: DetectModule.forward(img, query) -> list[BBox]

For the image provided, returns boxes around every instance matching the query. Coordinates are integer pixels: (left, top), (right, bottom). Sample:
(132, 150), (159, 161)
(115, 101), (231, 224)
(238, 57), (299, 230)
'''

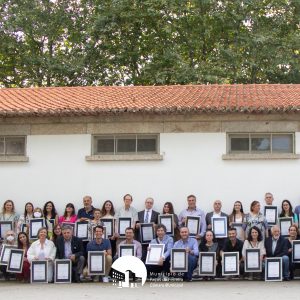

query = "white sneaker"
(102, 276), (109, 283)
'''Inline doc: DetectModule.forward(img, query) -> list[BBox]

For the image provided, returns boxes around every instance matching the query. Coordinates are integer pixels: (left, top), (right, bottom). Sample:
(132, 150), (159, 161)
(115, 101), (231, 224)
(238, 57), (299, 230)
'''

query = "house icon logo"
(111, 256), (147, 288)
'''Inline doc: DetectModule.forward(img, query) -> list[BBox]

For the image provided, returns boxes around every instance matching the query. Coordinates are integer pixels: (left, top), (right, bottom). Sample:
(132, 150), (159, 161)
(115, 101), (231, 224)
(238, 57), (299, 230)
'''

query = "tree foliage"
(0, 0), (299, 87)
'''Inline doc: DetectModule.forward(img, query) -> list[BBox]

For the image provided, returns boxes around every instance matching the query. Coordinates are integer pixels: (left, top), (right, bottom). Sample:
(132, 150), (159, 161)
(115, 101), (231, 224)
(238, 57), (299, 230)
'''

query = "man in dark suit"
(135, 197), (160, 262)
(56, 225), (85, 283)
(265, 225), (290, 280)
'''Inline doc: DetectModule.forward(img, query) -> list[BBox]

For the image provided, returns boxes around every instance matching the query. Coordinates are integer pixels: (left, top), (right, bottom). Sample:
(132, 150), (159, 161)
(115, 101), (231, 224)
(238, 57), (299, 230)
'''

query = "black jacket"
(56, 235), (84, 260)
(265, 235), (288, 257)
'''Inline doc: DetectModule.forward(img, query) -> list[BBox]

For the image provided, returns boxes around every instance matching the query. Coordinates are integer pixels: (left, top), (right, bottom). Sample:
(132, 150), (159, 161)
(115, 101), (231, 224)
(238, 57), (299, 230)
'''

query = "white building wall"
(1, 132), (300, 216)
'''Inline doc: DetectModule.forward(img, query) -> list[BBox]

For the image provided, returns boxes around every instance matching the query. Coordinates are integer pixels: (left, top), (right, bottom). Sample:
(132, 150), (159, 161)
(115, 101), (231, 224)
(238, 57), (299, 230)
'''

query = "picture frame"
(264, 206), (278, 226)
(20, 223), (28, 234)
(265, 257), (282, 281)
(146, 244), (165, 265)
(119, 244), (135, 257)
(7, 249), (24, 273)
(292, 240), (300, 263)
(222, 252), (239, 276)
(75, 221), (89, 240)
(29, 218), (45, 240)
(199, 252), (216, 276)
(54, 259), (72, 284)
(212, 217), (228, 238)
(101, 218), (115, 238)
(140, 223), (154, 244)
(186, 216), (200, 237)
(170, 248), (188, 272)
(30, 260), (48, 283)
(244, 249), (262, 272)
(88, 251), (105, 275)
(118, 217), (132, 237)
(278, 217), (293, 237)
(0, 245), (17, 265)
(0, 221), (13, 239)
(158, 214), (174, 236)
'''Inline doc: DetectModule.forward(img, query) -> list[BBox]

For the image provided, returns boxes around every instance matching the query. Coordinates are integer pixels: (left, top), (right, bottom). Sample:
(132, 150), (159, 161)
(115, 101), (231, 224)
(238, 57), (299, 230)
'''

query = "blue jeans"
(183, 254), (198, 280)
(282, 255), (290, 278)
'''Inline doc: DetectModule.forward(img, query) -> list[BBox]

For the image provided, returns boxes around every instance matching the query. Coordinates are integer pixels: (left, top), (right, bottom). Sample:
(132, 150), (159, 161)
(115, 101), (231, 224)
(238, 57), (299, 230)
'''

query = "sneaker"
(102, 276), (110, 283)
(93, 275), (100, 282)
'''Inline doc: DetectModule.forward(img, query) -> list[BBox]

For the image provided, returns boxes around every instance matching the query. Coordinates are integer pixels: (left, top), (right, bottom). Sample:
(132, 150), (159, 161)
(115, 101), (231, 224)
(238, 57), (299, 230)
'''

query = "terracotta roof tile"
(0, 84), (299, 117)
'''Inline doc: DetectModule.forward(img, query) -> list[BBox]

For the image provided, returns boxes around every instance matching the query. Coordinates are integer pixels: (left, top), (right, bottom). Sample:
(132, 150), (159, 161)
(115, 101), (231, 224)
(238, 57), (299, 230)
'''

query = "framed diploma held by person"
(7, 249), (24, 273)
(146, 244), (165, 265)
(0, 245), (17, 265)
(199, 252), (216, 276)
(88, 251), (105, 275)
(31, 260), (48, 283)
(170, 249), (188, 272)
(185, 216), (200, 237)
(264, 206), (277, 226)
(54, 259), (72, 284)
(118, 218), (132, 237)
(75, 221), (89, 240)
(212, 217), (228, 238)
(158, 215), (174, 236)
(119, 244), (135, 257)
(101, 218), (114, 238)
(0, 221), (13, 239)
(292, 240), (300, 263)
(245, 249), (261, 272)
(222, 252), (239, 276)
(140, 223), (154, 244)
(29, 218), (45, 240)
(265, 257), (282, 281)
(278, 217), (293, 237)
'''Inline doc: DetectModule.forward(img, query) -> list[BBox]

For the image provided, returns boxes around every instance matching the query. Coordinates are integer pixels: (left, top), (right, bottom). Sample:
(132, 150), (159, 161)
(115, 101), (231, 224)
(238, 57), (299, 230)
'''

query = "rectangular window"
(93, 135), (158, 155)
(0, 136), (26, 156)
(228, 133), (294, 154)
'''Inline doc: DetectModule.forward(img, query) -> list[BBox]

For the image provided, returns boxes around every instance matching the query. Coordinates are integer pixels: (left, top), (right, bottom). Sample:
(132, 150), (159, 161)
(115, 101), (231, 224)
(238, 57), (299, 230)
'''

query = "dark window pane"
(137, 138), (157, 153)
(272, 135), (293, 153)
(251, 137), (270, 152)
(230, 137), (249, 152)
(117, 138), (136, 153)
(96, 139), (114, 153)
(5, 137), (25, 155)
(0, 138), (4, 154)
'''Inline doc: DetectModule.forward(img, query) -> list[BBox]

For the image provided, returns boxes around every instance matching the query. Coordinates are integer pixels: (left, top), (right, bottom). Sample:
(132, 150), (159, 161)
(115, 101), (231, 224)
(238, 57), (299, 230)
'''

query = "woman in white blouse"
(27, 227), (56, 282)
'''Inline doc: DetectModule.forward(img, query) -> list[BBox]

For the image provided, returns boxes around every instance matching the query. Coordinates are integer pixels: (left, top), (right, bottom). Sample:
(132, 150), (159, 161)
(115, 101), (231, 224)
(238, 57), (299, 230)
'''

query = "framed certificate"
(146, 244), (165, 265)
(231, 223), (244, 240)
(222, 252), (239, 276)
(0, 221), (13, 239)
(118, 217), (132, 237)
(31, 260), (48, 283)
(140, 223), (154, 244)
(170, 249), (188, 272)
(88, 251), (105, 275)
(292, 240), (300, 263)
(21, 223), (28, 234)
(264, 206), (278, 226)
(186, 216), (200, 237)
(29, 218), (45, 240)
(265, 257), (282, 281)
(199, 252), (216, 276)
(278, 217), (293, 237)
(245, 249), (261, 272)
(7, 249), (24, 273)
(0, 245), (17, 265)
(119, 244), (135, 257)
(75, 221), (89, 240)
(212, 217), (228, 238)
(101, 218), (115, 238)
(62, 222), (75, 232)
(158, 215), (174, 236)
(54, 259), (72, 283)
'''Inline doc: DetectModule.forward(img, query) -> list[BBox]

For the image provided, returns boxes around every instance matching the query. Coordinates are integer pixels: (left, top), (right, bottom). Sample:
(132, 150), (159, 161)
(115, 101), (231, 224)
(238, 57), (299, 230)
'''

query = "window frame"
(0, 135), (27, 156)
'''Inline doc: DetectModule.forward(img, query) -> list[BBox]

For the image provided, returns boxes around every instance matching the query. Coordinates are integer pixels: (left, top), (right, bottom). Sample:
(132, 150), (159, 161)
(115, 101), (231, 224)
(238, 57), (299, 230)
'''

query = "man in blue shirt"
(86, 225), (112, 282)
(173, 227), (199, 281)
(77, 195), (95, 221)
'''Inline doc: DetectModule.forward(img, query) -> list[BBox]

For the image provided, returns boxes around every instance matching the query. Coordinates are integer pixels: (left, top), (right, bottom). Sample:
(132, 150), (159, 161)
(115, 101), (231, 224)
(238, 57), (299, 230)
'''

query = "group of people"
(0, 192), (299, 283)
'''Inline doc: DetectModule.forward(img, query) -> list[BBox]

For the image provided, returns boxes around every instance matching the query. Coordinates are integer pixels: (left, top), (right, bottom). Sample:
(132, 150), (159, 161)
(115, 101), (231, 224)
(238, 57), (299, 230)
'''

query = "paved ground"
(0, 281), (298, 300)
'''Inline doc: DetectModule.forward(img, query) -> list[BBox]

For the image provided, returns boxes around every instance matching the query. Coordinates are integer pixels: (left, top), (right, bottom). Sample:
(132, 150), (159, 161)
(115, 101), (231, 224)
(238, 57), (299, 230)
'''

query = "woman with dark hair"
(199, 230), (219, 280)
(242, 226), (266, 280)
(16, 232), (30, 282)
(52, 224), (62, 246)
(17, 202), (34, 233)
(162, 202), (180, 241)
(279, 199), (298, 224)
(287, 225), (299, 279)
(229, 201), (245, 240)
(58, 203), (77, 224)
(243, 201), (268, 240)
(100, 200), (115, 218)
(0, 199), (19, 229)
(43, 201), (58, 239)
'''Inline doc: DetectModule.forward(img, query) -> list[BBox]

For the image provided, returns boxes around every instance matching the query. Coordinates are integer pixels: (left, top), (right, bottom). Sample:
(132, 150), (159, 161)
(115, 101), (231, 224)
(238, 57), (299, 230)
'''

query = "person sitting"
(16, 232), (30, 282)
(286, 225), (299, 280)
